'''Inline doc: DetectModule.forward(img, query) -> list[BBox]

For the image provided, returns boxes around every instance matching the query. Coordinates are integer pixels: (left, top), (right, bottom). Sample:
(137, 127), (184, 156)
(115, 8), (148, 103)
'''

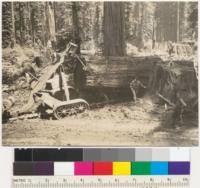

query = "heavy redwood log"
(83, 56), (162, 88)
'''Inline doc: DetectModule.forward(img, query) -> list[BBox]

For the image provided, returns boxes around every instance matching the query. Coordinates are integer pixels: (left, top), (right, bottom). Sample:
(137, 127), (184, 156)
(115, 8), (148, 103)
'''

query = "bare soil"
(2, 97), (198, 146)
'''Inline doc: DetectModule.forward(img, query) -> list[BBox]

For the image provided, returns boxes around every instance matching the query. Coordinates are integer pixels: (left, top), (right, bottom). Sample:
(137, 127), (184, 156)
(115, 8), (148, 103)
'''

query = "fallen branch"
(3, 85), (29, 92)
(9, 113), (39, 122)
(156, 92), (175, 107)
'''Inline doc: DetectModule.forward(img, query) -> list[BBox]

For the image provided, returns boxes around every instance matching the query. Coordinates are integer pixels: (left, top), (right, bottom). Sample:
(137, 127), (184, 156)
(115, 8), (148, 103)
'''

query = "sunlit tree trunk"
(138, 3), (144, 50)
(19, 3), (24, 45)
(177, 2), (180, 42)
(45, 2), (56, 41)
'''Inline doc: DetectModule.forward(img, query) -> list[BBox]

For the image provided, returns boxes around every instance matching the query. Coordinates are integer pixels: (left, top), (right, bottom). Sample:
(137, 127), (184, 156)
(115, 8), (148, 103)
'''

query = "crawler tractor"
(3, 43), (89, 121)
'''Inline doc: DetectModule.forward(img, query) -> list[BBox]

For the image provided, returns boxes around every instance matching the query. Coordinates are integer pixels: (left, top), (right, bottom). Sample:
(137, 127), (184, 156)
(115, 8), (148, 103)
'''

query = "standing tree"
(19, 3), (24, 45)
(72, 2), (81, 54)
(53, 2), (57, 33)
(103, 2), (126, 56)
(2, 2), (15, 48)
(93, 3), (101, 48)
(177, 2), (180, 42)
(11, 2), (16, 47)
(187, 2), (198, 40)
(45, 2), (56, 42)
(138, 3), (144, 49)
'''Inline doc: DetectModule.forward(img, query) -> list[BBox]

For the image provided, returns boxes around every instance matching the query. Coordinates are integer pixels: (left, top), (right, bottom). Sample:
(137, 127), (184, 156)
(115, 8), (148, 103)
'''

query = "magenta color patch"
(74, 162), (93, 175)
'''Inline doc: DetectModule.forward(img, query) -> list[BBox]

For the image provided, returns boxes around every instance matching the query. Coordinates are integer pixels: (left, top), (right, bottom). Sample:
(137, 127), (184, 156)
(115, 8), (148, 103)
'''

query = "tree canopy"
(2, 2), (198, 53)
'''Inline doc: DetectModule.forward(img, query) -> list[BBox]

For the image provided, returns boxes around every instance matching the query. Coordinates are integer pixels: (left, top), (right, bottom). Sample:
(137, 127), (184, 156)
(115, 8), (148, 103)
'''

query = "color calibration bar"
(15, 148), (190, 162)
(14, 161), (190, 176)
(14, 148), (190, 176)
(12, 176), (190, 188)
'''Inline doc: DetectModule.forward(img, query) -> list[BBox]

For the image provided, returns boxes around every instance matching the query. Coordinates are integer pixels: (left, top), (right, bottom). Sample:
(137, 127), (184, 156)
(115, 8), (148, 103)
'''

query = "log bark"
(84, 56), (162, 88)
(79, 56), (195, 90)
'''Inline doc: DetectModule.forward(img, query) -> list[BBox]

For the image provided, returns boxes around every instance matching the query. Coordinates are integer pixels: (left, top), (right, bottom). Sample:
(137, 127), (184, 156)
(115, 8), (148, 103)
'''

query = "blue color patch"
(151, 162), (168, 175)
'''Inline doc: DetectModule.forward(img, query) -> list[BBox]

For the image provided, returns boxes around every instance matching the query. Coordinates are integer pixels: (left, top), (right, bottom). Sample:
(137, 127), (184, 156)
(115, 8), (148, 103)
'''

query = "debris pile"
(148, 59), (198, 127)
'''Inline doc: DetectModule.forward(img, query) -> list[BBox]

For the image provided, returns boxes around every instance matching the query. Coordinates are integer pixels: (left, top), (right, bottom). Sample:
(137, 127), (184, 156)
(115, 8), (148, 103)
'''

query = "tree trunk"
(103, 2), (126, 56)
(45, 2), (56, 41)
(134, 2), (140, 38)
(19, 3), (24, 45)
(41, 3), (46, 45)
(179, 2), (185, 42)
(11, 2), (15, 40)
(138, 3), (144, 50)
(53, 2), (57, 33)
(93, 3), (100, 47)
(72, 2), (81, 54)
(27, 2), (32, 37)
(30, 8), (35, 44)
(177, 2), (180, 42)
(10, 2), (16, 48)
(152, 18), (156, 49)
(24, 3), (28, 39)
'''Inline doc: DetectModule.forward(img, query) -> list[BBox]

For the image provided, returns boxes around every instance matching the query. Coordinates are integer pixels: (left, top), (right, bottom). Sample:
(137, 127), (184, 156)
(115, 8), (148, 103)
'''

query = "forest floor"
(2, 96), (198, 146)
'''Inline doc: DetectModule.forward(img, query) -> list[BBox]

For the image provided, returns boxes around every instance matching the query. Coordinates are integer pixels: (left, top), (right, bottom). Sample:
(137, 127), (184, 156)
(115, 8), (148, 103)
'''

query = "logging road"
(2, 97), (198, 146)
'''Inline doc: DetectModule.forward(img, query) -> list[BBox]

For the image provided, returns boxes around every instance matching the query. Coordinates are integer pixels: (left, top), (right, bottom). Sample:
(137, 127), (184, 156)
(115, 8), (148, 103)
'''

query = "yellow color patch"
(113, 162), (131, 175)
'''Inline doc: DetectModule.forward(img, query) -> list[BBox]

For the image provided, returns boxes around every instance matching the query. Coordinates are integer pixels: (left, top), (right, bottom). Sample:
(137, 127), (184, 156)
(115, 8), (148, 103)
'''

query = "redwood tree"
(103, 2), (126, 56)
(72, 2), (81, 54)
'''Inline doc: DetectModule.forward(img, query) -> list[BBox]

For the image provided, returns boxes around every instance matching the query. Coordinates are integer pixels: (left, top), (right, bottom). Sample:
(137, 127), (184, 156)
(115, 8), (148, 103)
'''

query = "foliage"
(2, 2), (198, 52)
(2, 2), (12, 48)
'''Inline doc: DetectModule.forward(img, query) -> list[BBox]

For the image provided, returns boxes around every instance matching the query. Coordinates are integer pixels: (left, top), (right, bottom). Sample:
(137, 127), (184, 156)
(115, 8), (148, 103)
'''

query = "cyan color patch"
(151, 162), (168, 175)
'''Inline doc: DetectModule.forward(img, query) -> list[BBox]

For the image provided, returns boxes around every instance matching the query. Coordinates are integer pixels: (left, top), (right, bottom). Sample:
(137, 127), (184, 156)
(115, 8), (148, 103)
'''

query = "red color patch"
(93, 162), (113, 175)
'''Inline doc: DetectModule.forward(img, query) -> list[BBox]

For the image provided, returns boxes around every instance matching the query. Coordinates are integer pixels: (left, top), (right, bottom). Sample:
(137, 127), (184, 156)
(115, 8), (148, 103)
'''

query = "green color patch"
(131, 162), (151, 175)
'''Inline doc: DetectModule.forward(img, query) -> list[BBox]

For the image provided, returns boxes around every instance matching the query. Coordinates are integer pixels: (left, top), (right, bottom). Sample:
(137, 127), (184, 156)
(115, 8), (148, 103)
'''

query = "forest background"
(2, 1), (198, 56)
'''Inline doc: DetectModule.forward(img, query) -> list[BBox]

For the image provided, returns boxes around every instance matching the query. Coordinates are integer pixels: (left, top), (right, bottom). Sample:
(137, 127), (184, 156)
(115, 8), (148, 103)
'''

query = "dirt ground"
(2, 97), (198, 146)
